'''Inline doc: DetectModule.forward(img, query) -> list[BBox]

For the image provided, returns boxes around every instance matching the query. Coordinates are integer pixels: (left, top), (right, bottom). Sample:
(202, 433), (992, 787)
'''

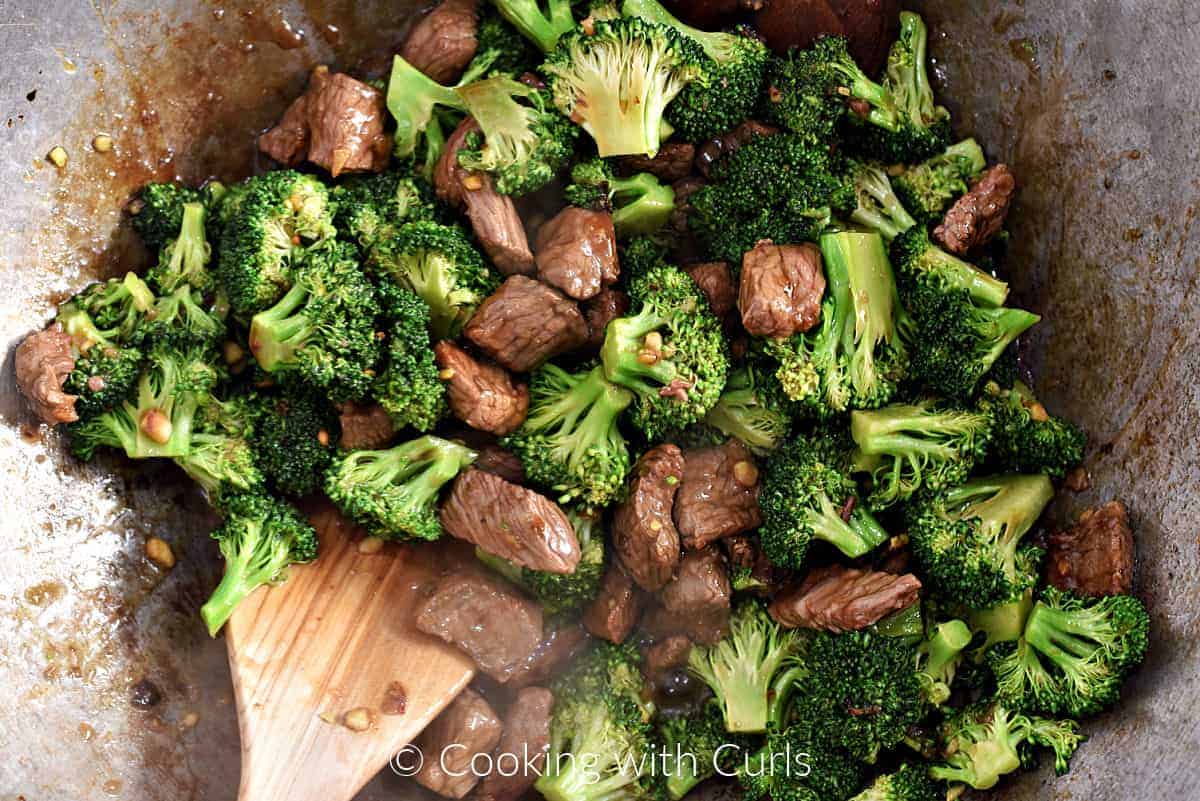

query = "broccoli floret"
(601, 262), (729, 438)
(740, 720), (865, 801)
(849, 763), (941, 801)
(217, 171), (336, 316)
(978, 380), (1085, 478)
(894, 139), (987, 224)
(767, 231), (908, 416)
(199, 492), (318, 636)
(332, 169), (443, 254)
(385, 55), (471, 159)
(658, 703), (751, 800)
(699, 361), (794, 456)
(759, 429), (890, 567)
(847, 160), (918, 242)
(916, 618), (973, 706)
(849, 399), (992, 509)
(987, 587), (1149, 718)
(248, 242), (380, 402)
(58, 272), (157, 349)
(145, 285), (227, 347)
(470, 8), (545, 77)
(688, 599), (803, 733)
(620, 235), (670, 280)
(252, 388), (340, 497)
(146, 200), (214, 294)
(565, 157), (675, 237)
(689, 132), (855, 264)
(543, 18), (706, 158)
(455, 76), (579, 196)
(373, 283), (447, 433)
(371, 221), (498, 339)
(131, 182), (204, 251)
(174, 395), (265, 507)
(64, 343), (144, 418)
(325, 435), (477, 541)
(890, 226), (1009, 307)
(492, 0), (575, 54)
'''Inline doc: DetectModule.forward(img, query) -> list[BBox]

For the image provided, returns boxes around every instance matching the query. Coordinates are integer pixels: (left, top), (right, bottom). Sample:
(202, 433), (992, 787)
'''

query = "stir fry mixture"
(15, 2), (1147, 800)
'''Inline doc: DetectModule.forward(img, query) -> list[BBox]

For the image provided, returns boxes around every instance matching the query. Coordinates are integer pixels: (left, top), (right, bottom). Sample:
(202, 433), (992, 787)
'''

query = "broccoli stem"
(610, 173), (675, 237)
(1024, 601), (1109, 661)
(944, 474), (1053, 570)
(248, 281), (312, 372)
(925, 247), (1009, 307)
(601, 307), (677, 393)
(201, 523), (289, 636)
(976, 307), (1041, 364)
(848, 169), (917, 241)
(386, 55), (468, 158)
(807, 494), (890, 558)
(829, 62), (899, 130)
(873, 601), (924, 639)
(493, 0), (574, 53)
(822, 231), (901, 398)
(766, 663), (807, 730)
(969, 589), (1033, 649)
(621, 0), (725, 62)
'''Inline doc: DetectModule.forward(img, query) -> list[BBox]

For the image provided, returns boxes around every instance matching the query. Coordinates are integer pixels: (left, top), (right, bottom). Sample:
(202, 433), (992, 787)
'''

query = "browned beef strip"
(440, 468), (580, 574)
(934, 164), (1017, 255)
(399, 0), (480, 85)
(694, 120), (779, 177)
(416, 571), (544, 683)
(436, 119), (535, 276)
(464, 276), (588, 372)
(14, 324), (78, 424)
(336, 401), (394, 450)
(620, 142), (697, 183)
(435, 341), (529, 436)
(534, 207), (619, 301)
(658, 546), (731, 644)
(259, 66), (390, 177)
(643, 634), (693, 676)
(583, 562), (645, 644)
(685, 261), (737, 322)
(1046, 501), (1135, 597)
(613, 445), (685, 591)
(753, 0), (898, 74)
(675, 440), (763, 549)
(507, 622), (591, 689)
(769, 565), (922, 632)
(475, 444), (526, 485)
(738, 240), (826, 338)
(413, 687), (503, 798)
(473, 687), (554, 801)
(582, 287), (630, 352)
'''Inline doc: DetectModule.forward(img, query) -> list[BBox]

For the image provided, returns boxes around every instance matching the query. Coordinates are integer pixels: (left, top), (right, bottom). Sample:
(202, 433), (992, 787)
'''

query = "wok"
(0, 1), (1196, 799)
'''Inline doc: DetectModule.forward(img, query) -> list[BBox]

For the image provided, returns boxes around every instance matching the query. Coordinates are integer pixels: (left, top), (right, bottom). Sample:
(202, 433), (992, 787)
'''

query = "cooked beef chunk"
(413, 687), (503, 798)
(474, 687), (554, 801)
(658, 546), (731, 644)
(643, 634), (693, 676)
(675, 440), (763, 549)
(336, 401), (394, 450)
(613, 444), (685, 591)
(670, 175), (707, 233)
(668, 0), (740, 29)
(435, 341), (529, 436)
(416, 571), (544, 683)
(620, 143), (697, 183)
(475, 444), (526, 485)
(440, 468), (580, 574)
(14, 324), (77, 424)
(399, 0), (480, 84)
(583, 563), (644, 644)
(695, 120), (779, 177)
(769, 565), (922, 632)
(1046, 500), (1135, 597)
(464, 276), (589, 372)
(738, 240), (826, 338)
(258, 66), (390, 177)
(582, 288), (630, 352)
(685, 262), (737, 322)
(436, 119), (535, 276)
(934, 164), (1017, 255)
(534, 207), (619, 301)
(753, 0), (899, 74)
(507, 622), (591, 689)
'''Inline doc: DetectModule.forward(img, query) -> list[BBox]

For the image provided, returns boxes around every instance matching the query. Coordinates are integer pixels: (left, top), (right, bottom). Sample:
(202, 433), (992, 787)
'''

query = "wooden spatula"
(225, 501), (475, 801)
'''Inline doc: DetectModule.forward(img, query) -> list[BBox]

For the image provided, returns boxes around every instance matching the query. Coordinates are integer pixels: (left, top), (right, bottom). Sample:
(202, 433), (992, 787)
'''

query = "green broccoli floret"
(767, 231), (908, 416)
(620, 235), (670, 279)
(252, 388), (340, 497)
(131, 182), (203, 251)
(740, 720), (865, 801)
(64, 343), (144, 419)
(698, 361), (794, 456)
(543, 18), (706, 158)
(248, 242), (380, 402)
(849, 399), (992, 509)
(145, 285), (226, 347)
(200, 492), (318, 636)
(978, 380), (1085, 478)
(332, 169), (442, 254)
(658, 703), (751, 800)
(916, 618), (973, 706)
(759, 429), (891, 567)
(469, 8), (545, 77)
(57, 272), (157, 349)
(325, 435), (477, 541)
(890, 226), (1009, 307)
(601, 262), (729, 438)
(146, 201), (213, 295)
(492, 0), (575, 54)
(987, 587), (1149, 718)
(373, 283), (447, 433)
(217, 171), (336, 316)
(688, 599), (803, 733)
(174, 397), (265, 508)
(849, 763), (941, 801)
(385, 55), (470, 159)
(371, 221), (498, 339)
(689, 132), (855, 264)
(894, 139), (987, 224)
(847, 160), (918, 242)
(455, 76), (579, 196)
(565, 157), (675, 237)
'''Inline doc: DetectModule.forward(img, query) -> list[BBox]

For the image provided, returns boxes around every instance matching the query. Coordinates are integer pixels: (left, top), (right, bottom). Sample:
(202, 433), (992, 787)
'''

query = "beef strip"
(685, 262), (737, 322)
(259, 66), (390, 177)
(14, 324), (77, 425)
(436, 119), (534, 276)
(738, 240), (826, 338)
(694, 120), (779, 177)
(473, 687), (554, 801)
(441, 468), (580, 574)
(620, 142), (697, 183)
(643, 634), (692, 675)
(399, 0), (480, 84)
(934, 164), (1017, 255)
(583, 562), (644, 644)
(475, 444), (526, 485)
(582, 287), (630, 352)
(464, 276), (589, 372)
(413, 687), (503, 798)
(507, 622), (590, 689)
(657, 546), (731, 644)
(612, 444), (685, 592)
(534, 207), (619, 301)
(769, 565), (922, 632)
(435, 341), (529, 435)
(675, 440), (763, 549)
(1046, 500), (1135, 597)
(416, 571), (544, 683)
(336, 401), (394, 450)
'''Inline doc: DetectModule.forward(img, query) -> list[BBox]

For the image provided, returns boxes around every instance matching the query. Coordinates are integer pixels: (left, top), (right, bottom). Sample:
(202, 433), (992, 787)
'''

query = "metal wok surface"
(0, 1), (1197, 799)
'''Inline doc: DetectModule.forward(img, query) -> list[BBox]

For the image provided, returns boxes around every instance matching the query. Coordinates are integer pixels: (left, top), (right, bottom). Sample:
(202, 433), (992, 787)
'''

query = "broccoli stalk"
(386, 55), (469, 159)
(147, 200), (213, 293)
(891, 226), (1009, 307)
(848, 161), (918, 241)
(131, 182), (204, 250)
(492, 0), (575, 53)
(700, 362), (793, 456)
(565, 158), (675, 237)
(917, 619), (973, 705)
(895, 138), (987, 223)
